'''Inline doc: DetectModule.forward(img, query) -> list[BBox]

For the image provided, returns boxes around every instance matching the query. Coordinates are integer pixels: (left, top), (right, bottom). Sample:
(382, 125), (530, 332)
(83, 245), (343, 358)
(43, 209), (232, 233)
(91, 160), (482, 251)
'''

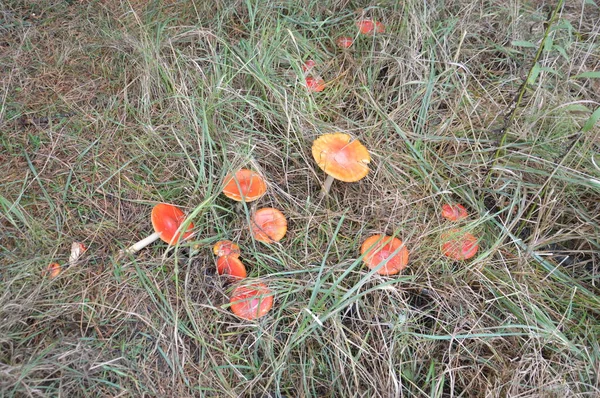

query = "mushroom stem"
(125, 232), (161, 254)
(321, 175), (335, 196)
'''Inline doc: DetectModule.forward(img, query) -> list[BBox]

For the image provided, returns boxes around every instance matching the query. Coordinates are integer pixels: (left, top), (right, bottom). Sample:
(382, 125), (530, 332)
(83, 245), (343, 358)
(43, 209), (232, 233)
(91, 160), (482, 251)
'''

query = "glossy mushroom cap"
(230, 282), (274, 320)
(216, 256), (247, 279)
(336, 36), (354, 48)
(357, 19), (385, 34)
(251, 208), (287, 243)
(306, 76), (325, 92)
(441, 204), (468, 221)
(222, 169), (267, 202)
(213, 240), (241, 258)
(151, 203), (195, 245)
(312, 133), (371, 182)
(361, 235), (409, 275)
(441, 229), (479, 260)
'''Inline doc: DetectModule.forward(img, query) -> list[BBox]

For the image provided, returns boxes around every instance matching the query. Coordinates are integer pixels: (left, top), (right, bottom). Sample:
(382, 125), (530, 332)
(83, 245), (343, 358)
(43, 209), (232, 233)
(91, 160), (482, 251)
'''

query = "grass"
(1, 0), (599, 396)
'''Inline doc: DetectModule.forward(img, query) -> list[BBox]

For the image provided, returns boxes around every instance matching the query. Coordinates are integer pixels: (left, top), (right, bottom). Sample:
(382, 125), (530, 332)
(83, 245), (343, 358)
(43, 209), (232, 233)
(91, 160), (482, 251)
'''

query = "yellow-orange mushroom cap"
(223, 169), (267, 202)
(251, 207), (287, 243)
(151, 203), (195, 245)
(360, 234), (409, 275)
(213, 240), (241, 258)
(230, 282), (274, 320)
(441, 229), (479, 260)
(312, 133), (370, 182)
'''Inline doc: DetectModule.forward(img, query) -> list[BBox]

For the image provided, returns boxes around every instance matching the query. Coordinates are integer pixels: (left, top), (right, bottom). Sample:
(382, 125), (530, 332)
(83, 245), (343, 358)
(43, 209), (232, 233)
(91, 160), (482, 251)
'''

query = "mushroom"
(251, 207), (287, 243)
(46, 262), (62, 279)
(305, 76), (326, 92)
(302, 59), (317, 73)
(441, 229), (479, 260)
(213, 240), (241, 258)
(336, 36), (354, 48)
(125, 203), (194, 254)
(216, 256), (247, 279)
(360, 234), (409, 275)
(441, 204), (468, 222)
(222, 169), (267, 202)
(229, 282), (274, 320)
(356, 19), (385, 35)
(311, 132), (371, 195)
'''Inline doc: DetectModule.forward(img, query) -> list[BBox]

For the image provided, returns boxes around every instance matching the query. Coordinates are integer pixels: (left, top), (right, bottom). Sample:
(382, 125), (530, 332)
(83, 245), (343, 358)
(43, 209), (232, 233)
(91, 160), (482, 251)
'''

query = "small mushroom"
(216, 256), (247, 279)
(230, 282), (274, 320)
(312, 132), (370, 195)
(356, 19), (385, 35)
(251, 207), (287, 243)
(441, 204), (468, 221)
(441, 229), (479, 260)
(125, 203), (194, 254)
(222, 169), (267, 202)
(46, 262), (62, 279)
(361, 234), (409, 275)
(213, 240), (241, 258)
(336, 36), (354, 48)
(305, 76), (326, 92)
(302, 59), (317, 73)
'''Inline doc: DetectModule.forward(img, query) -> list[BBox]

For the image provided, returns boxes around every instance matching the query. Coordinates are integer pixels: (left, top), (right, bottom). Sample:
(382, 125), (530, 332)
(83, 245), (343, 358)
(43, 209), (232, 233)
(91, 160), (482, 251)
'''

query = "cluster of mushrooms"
(45, 18), (480, 320)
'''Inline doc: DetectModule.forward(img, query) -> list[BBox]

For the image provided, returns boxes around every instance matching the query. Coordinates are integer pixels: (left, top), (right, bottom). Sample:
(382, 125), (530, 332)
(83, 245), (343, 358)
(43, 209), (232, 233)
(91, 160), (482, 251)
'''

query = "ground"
(1, 0), (599, 397)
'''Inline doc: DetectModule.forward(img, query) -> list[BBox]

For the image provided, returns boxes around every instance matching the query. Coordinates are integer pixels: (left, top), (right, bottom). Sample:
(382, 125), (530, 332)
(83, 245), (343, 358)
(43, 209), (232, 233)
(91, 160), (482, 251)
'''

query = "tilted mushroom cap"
(230, 282), (274, 320)
(361, 234), (409, 275)
(213, 240), (241, 258)
(216, 256), (247, 279)
(251, 207), (288, 243)
(151, 203), (195, 245)
(222, 169), (267, 202)
(441, 229), (479, 260)
(46, 262), (62, 279)
(312, 133), (370, 182)
(441, 204), (468, 221)
(336, 36), (354, 48)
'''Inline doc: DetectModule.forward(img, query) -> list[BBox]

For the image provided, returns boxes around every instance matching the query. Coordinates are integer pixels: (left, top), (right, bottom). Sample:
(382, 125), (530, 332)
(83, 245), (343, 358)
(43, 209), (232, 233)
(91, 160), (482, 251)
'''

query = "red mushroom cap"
(216, 256), (247, 279)
(223, 169), (267, 202)
(441, 204), (468, 221)
(46, 262), (62, 279)
(361, 235), (409, 275)
(356, 20), (385, 35)
(213, 240), (241, 258)
(305, 76), (326, 92)
(441, 229), (479, 260)
(230, 282), (274, 320)
(251, 207), (288, 243)
(151, 203), (195, 245)
(302, 59), (317, 72)
(336, 36), (354, 49)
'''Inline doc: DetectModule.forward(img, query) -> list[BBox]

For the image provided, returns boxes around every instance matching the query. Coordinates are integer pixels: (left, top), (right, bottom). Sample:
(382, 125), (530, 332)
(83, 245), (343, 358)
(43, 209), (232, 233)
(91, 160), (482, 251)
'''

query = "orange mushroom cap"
(151, 203), (195, 245)
(213, 240), (241, 258)
(230, 282), (274, 320)
(336, 36), (354, 48)
(441, 229), (479, 260)
(216, 256), (247, 279)
(312, 133), (370, 182)
(305, 76), (326, 92)
(441, 204), (468, 222)
(46, 262), (62, 279)
(222, 169), (267, 202)
(357, 19), (385, 35)
(251, 207), (287, 243)
(361, 235), (409, 275)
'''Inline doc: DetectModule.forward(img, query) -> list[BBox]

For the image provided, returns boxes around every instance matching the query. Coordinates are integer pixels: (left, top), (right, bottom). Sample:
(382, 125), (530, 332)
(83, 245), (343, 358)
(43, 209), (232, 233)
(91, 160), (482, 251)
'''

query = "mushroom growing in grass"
(213, 240), (241, 258)
(46, 262), (62, 279)
(441, 204), (468, 222)
(302, 59), (317, 73)
(356, 19), (385, 35)
(441, 228), (479, 261)
(222, 169), (267, 203)
(305, 76), (326, 92)
(216, 256), (247, 279)
(312, 133), (370, 195)
(230, 282), (274, 320)
(361, 235), (409, 275)
(125, 203), (194, 254)
(251, 207), (287, 243)
(336, 36), (354, 49)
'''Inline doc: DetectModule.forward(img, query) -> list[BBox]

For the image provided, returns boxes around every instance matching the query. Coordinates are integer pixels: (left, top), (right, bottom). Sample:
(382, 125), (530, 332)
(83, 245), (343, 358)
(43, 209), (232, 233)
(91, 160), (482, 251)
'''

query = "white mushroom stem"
(125, 232), (161, 254)
(322, 175), (335, 196)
